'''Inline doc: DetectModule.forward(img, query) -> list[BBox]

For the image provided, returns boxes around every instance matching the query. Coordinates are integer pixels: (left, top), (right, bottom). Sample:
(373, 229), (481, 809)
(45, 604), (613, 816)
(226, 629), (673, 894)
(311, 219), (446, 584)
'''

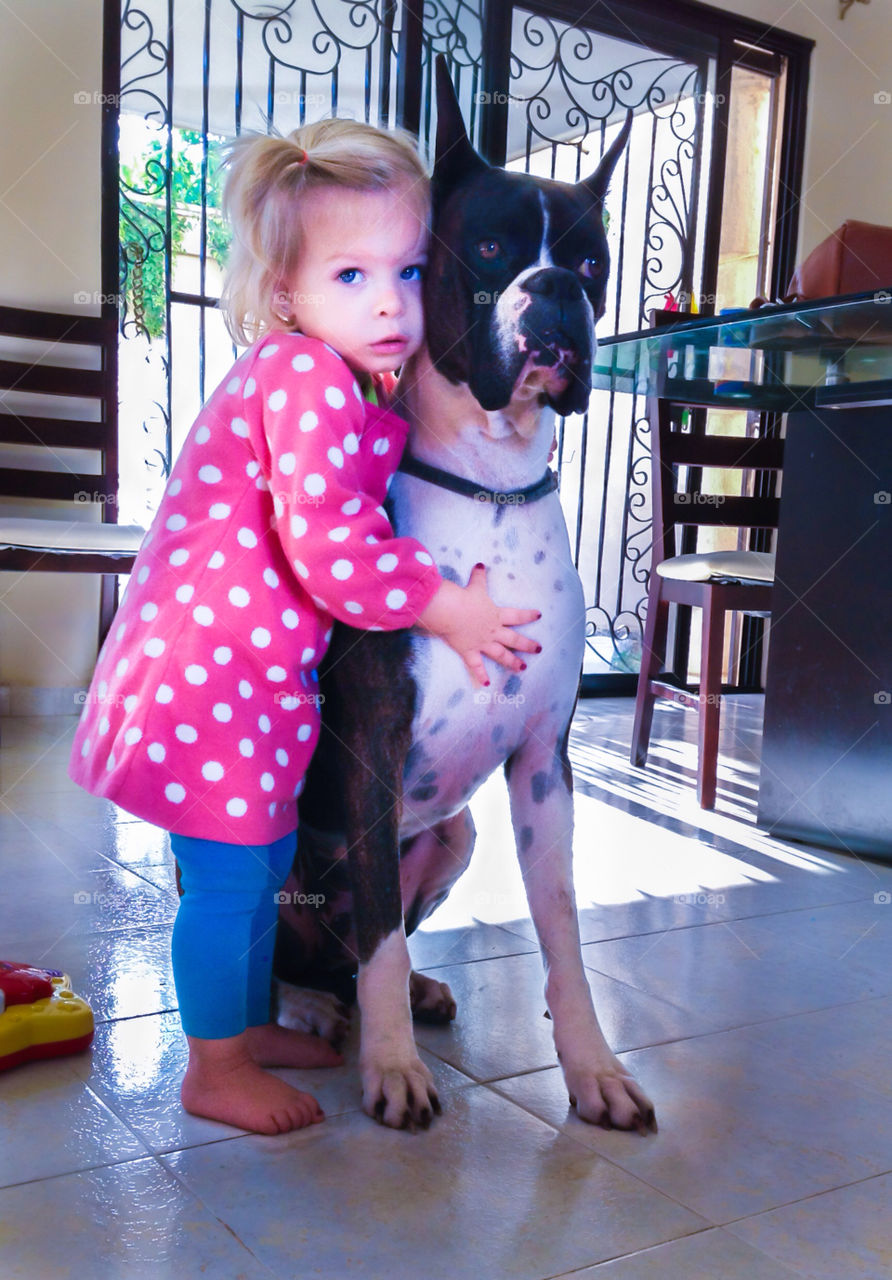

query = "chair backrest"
(648, 396), (784, 567)
(0, 304), (119, 521)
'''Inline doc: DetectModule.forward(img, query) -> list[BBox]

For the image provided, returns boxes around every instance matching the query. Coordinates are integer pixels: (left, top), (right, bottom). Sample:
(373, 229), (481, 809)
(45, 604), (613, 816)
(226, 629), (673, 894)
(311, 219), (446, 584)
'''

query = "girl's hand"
(417, 564), (542, 687)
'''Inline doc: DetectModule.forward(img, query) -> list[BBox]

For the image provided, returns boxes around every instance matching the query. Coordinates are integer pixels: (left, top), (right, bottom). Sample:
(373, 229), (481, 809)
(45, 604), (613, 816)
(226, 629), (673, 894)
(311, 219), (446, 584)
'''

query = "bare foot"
(409, 970), (457, 1024)
(182, 1032), (325, 1134)
(245, 1022), (344, 1068)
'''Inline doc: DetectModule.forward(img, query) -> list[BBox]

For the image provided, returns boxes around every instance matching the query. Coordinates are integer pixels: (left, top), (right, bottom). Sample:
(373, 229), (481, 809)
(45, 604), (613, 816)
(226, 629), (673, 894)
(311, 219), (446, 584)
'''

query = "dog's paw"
(360, 1053), (442, 1131)
(563, 1060), (657, 1135)
(409, 970), (457, 1024)
(275, 981), (351, 1048)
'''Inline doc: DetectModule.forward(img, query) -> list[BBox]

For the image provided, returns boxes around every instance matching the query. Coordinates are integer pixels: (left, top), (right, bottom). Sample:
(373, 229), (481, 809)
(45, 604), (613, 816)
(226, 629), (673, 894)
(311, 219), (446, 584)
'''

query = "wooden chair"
(0, 304), (144, 647)
(630, 396), (783, 807)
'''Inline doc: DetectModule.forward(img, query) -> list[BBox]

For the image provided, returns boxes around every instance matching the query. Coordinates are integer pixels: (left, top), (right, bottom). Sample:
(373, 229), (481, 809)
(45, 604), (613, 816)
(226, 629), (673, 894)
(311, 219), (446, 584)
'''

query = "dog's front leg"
(333, 630), (441, 1130)
(354, 918), (440, 1130)
(348, 808), (440, 1129)
(505, 730), (657, 1134)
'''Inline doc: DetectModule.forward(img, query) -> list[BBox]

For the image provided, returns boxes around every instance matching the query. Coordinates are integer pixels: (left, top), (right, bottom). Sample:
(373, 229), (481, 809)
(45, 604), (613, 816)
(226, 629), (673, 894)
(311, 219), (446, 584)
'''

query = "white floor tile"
(0, 1157), (278, 1278)
(492, 1020), (892, 1222)
(557, 1228), (804, 1278)
(165, 1087), (706, 1280)
(580, 917), (890, 1031)
(727, 1173), (892, 1279)
(0, 1057), (150, 1188)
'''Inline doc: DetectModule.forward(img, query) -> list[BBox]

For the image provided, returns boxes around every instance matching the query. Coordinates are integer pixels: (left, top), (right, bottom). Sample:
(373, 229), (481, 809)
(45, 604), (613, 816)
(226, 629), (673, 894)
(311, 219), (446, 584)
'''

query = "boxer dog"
(275, 57), (656, 1136)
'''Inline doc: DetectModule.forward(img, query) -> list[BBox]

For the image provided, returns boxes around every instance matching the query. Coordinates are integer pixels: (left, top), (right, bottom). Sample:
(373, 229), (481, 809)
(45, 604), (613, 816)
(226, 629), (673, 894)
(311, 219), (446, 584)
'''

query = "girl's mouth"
(371, 336), (409, 353)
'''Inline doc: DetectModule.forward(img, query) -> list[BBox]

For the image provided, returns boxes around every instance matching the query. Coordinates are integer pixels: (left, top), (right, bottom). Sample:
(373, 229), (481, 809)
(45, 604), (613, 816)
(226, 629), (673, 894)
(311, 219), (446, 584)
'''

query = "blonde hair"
(220, 118), (430, 346)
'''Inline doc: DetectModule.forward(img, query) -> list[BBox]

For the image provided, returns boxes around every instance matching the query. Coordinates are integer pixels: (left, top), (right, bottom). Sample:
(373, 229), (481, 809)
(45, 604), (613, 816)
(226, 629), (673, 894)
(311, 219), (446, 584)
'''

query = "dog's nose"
(523, 268), (584, 304)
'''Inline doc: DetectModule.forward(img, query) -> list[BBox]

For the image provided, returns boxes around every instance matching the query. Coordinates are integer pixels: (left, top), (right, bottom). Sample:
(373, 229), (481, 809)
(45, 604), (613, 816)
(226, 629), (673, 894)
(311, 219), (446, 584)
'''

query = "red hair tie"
(295, 147), (308, 165)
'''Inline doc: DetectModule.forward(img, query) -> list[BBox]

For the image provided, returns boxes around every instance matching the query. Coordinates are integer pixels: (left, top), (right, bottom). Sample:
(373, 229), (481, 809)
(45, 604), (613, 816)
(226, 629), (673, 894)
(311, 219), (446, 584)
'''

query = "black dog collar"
(398, 453), (557, 505)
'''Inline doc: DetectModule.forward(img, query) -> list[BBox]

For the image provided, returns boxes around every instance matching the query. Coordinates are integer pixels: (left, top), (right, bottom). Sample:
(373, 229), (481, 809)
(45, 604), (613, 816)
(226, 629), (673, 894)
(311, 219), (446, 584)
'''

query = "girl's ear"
(272, 285), (293, 325)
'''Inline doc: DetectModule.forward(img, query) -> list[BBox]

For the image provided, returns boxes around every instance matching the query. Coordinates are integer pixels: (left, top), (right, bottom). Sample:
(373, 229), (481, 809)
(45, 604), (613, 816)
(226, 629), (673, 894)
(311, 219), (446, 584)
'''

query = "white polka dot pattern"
(69, 333), (440, 845)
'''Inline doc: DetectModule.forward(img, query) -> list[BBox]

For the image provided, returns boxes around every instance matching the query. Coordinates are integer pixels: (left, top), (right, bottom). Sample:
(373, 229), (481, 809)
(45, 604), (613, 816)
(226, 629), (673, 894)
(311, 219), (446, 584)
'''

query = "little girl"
(69, 119), (540, 1136)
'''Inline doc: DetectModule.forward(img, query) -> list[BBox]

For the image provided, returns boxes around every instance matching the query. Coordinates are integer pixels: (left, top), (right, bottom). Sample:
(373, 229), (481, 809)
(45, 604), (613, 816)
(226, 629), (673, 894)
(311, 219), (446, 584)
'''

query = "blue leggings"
(170, 830), (296, 1039)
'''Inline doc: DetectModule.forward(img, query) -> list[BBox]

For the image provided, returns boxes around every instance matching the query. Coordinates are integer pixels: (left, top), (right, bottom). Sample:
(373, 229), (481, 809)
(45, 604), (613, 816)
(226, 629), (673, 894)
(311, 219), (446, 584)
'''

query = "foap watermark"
(274, 890), (326, 907)
(473, 290), (500, 305)
(74, 688), (128, 708)
(271, 490), (326, 510)
(474, 689), (526, 706)
(674, 290), (718, 310)
(675, 492), (725, 506)
(665, 690), (722, 710)
(73, 890), (114, 905)
(874, 90), (891, 106)
(674, 891), (726, 906)
(74, 490), (118, 505)
(273, 690), (325, 708)
(874, 491), (891, 505)
(73, 291), (124, 307)
(874, 891), (891, 905)
(474, 490), (526, 506)
(474, 91), (523, 105)
(874, 691), (891, 706)
(273, 288), (325, 312)
(875, 290), (892, 304)
(272, 91), (328, 108)
(73, 91), (122, 107)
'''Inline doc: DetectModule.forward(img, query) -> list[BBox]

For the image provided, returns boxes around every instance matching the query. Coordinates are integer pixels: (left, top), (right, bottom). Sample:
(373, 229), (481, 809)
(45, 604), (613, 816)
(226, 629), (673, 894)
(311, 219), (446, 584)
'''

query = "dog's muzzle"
(513, 269), (594, 410)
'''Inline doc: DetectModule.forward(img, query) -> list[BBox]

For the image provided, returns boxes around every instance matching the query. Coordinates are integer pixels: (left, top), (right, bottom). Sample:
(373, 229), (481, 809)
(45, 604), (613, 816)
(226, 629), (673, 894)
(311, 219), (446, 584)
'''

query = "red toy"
(0, 962), (94, 1071)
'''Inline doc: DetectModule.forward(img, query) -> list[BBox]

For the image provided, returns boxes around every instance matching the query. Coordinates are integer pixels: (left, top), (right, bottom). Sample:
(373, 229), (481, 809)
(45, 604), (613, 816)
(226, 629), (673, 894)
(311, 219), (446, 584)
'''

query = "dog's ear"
(577, 109), (633, 205)
(433, 53), (488, 207)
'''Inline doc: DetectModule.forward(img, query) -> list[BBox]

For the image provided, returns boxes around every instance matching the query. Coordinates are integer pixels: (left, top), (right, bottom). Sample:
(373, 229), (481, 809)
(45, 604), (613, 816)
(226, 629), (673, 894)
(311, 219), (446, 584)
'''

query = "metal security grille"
(111, 0), (810, 690)
(501, 6), (715, 684)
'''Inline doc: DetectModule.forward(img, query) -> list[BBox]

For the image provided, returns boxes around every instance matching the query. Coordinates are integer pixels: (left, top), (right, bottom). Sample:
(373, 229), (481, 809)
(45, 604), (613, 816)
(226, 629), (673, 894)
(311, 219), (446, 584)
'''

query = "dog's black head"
(424, 55), (631, 417)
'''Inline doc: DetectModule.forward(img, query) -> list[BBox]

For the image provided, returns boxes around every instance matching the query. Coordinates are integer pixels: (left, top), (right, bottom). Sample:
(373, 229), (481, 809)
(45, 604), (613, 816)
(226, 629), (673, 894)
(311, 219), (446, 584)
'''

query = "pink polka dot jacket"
(69, 332), (441, 844)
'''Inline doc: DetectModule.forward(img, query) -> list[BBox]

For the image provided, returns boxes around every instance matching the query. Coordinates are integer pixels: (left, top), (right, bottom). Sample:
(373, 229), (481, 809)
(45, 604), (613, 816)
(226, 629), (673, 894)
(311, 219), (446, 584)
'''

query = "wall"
(0, 1), (105, 699)
(709, 0), (892, 258)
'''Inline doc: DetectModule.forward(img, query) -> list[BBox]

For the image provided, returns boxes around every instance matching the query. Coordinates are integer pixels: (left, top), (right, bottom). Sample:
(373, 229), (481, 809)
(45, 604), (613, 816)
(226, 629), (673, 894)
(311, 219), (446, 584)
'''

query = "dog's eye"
(578, 258), (602, 280)
(477, 239), (501, 261)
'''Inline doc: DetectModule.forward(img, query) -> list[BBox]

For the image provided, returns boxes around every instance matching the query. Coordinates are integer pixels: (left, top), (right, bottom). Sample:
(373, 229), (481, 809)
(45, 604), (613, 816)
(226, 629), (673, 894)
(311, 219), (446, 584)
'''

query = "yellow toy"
(0, 962), (94, 1071)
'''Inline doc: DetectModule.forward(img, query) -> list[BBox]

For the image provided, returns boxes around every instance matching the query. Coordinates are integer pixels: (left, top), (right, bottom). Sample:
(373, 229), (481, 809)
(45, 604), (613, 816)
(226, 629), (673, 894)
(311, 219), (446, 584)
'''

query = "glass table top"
(592, 290), (892, 410)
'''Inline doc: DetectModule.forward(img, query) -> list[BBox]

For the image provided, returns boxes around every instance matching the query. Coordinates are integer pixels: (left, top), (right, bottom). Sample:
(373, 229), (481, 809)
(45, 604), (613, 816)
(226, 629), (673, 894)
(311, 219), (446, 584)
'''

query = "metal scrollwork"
(115, 0), (708, 679)
(118, 0), (174, 514)
(509, 9), (705, 678)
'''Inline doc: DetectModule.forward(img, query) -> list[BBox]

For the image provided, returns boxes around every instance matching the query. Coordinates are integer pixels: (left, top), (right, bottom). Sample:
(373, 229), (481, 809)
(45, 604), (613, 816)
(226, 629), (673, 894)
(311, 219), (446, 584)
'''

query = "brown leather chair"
(786, 220), (892, 300)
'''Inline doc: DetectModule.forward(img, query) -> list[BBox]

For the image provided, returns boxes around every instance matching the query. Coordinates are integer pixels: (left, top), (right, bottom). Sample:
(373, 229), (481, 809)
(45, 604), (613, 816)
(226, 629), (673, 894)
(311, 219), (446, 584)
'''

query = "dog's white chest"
(388, 475), (586, 835)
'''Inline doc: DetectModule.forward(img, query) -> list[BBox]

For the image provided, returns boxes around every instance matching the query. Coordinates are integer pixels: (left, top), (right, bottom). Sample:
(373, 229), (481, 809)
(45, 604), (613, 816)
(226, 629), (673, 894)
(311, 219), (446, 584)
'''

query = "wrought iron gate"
(111, 0), (810, 689)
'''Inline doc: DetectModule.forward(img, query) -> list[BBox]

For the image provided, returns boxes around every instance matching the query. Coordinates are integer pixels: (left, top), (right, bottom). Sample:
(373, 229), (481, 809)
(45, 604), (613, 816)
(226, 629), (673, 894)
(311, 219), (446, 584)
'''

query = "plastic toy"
(0, 962), (94, 1071)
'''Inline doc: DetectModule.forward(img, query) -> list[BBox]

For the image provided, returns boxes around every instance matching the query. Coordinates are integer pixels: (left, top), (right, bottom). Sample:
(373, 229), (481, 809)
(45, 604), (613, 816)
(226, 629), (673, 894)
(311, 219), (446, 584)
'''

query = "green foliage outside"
(120, 127), (231, 339)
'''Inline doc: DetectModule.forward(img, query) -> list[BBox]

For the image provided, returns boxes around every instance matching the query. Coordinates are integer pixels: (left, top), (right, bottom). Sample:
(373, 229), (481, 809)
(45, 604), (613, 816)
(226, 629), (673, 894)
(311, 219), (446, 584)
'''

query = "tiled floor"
(2, 696), (891, 1279)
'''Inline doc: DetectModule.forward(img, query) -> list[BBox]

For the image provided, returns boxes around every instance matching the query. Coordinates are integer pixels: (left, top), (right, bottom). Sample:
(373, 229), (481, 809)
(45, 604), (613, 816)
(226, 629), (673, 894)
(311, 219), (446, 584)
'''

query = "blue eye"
(338, 268), (361, 284)
(401, 264), (424, 282)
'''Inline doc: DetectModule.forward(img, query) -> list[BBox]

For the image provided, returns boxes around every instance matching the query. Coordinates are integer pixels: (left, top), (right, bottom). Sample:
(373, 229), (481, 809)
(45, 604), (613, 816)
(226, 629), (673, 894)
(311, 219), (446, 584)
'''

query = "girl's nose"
(376, 284), (404, 316)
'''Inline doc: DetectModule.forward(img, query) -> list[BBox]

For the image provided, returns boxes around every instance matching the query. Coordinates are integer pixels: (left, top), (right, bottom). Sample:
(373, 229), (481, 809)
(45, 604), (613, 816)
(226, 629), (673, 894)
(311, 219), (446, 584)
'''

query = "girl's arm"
(255, 340), (539, 682)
